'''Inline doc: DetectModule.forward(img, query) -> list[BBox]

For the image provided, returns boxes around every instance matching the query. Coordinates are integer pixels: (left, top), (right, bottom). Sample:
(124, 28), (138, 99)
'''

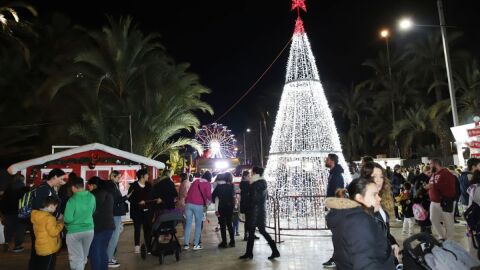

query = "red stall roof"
(8, 143), (165, 174)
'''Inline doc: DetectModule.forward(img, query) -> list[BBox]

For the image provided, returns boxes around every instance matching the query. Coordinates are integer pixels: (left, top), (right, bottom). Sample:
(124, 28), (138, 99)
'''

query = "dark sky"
(35, 0), (480, 135)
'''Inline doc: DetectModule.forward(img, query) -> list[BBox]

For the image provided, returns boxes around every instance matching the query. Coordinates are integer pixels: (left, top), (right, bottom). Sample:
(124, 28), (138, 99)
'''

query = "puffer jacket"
(246, 177), (268, 228)
(31, 210), (64, 256)
(326, 198), (395, 270)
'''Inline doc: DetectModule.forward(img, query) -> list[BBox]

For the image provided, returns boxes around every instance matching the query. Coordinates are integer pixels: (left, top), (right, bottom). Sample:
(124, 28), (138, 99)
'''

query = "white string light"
(265, 20), (352, 229)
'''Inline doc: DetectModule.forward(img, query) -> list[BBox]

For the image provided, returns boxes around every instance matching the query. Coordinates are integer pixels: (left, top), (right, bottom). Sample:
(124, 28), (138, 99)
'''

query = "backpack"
(18, 188), (36, 220)
(413, 203), (428, 221)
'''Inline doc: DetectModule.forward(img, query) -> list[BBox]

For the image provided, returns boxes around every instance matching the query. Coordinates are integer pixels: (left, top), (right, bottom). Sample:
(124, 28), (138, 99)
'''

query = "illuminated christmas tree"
(265, 0), (351, 228)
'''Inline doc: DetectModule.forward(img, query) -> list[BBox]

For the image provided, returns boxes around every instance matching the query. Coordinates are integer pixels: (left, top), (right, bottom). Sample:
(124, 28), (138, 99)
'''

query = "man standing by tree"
(323, 153), (345, 268)
(325, 154), (345, 198)
(426, 158), (456, 240)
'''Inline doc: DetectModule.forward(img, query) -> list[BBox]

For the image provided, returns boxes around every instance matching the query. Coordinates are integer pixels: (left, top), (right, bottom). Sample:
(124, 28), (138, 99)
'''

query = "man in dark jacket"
(88, 177), (115, 270)
(239, 167), (280, 260)
(392, 165), (405, 220)
(459, 158), (480, 207)
(325, 153), (345, 198)
(29, 168), (65, 270)
(323, 153), (345, 268)
(103, 171), (129, 267)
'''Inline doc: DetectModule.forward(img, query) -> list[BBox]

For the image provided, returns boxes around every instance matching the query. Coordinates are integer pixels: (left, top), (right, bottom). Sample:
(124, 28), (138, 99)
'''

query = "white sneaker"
(108, 260), (120, 268)
(183, 245), (190, 250)
(134, 245), (140, 253)
(193, 244), (203, 250)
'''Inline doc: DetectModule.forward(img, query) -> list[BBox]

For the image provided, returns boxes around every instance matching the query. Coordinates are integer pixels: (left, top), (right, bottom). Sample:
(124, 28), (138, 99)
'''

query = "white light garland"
(265, 25), (351, 229)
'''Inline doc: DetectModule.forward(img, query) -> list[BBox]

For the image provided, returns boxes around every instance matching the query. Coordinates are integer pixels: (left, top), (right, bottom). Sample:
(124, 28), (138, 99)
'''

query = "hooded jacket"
(326, 165), (345, 197)
(246, 176), (268, 228)
(326, 198), (395, 270)
(31, 210), (64, 256)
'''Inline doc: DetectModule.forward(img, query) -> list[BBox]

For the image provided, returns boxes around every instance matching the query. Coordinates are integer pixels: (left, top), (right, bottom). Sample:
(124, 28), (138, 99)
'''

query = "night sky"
(35, 0), (480, 135)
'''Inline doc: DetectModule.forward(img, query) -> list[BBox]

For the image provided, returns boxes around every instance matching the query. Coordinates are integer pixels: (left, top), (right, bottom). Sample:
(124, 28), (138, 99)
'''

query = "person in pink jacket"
(183, 171), (212, 251)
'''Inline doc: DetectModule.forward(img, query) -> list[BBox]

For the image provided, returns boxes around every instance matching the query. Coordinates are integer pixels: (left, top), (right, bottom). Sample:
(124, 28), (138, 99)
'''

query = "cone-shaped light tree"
(265, 0), (351, 228)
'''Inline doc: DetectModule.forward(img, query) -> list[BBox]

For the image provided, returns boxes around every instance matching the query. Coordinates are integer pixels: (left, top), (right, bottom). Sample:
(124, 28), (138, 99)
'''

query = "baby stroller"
(141, 209), (184, 265)
(402, 233), (480, 270)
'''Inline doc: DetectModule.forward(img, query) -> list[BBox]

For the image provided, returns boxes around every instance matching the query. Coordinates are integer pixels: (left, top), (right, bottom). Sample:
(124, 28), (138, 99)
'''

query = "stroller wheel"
(175, 250), (180, 261)
(140, 244), (147, 260)
(158, 253), (164, 264)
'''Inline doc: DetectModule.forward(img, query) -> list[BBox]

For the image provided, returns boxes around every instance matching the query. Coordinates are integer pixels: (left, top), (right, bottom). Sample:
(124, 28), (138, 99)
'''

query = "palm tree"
(454, 60), (480, 122)
(332, 82), (372, 160)
(39, 16), (213, 158)
(0, 2), (37, 62)
(391, 104), (431, 157)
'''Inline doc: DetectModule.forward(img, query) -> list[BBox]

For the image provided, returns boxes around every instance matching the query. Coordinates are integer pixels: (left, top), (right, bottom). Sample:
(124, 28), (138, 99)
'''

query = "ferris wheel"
(195, 123), (237, 158)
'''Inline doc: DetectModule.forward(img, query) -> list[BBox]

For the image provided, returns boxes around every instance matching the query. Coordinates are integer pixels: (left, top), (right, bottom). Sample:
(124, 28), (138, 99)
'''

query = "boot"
(267, 240), (280, 260)
(239, 235), (254, 259)
(218, 242), (227, 248)
(239, 253), (253, 259)
(229, 240), (235, 247)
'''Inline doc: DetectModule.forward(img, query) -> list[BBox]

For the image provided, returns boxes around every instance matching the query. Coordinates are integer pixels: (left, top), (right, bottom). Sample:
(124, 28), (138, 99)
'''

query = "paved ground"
(0, 213), (471, 270)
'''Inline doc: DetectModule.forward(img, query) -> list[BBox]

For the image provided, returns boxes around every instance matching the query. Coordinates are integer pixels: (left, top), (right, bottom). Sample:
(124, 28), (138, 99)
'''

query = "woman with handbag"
(183, 171), (212, 251)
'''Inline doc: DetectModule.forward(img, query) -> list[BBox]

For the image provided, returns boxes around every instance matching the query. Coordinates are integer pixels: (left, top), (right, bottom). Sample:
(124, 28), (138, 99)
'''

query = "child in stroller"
(141, 209), (185, 264)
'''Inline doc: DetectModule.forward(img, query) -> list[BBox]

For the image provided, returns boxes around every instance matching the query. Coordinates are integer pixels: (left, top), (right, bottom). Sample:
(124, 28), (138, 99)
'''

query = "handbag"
(440, 198), (454, 213)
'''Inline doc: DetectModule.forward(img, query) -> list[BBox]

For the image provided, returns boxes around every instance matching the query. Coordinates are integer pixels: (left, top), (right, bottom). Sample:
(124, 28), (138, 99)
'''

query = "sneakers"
(323, 258), (336, 268)
(193, 244), (203, 250)
(12, 246), (24, 253)
(134, 245), (140, 254)
(183, 245), (190, 250)
(108, 260), (120, 268)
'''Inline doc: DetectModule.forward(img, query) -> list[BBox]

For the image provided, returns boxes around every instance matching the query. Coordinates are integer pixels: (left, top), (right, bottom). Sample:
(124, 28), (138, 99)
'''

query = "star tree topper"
(291, 0), (307, 12)
(291, 0), (307, 33)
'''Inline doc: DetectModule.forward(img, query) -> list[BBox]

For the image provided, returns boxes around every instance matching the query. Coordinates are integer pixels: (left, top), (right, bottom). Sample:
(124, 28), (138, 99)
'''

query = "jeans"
(133, 211), (151, 250)
(402, 217), (415, 234)
(232, 212), (240, 234)
(430, 202), (455, 240)
(107, 216), (123, 261)
(89, 230), (113, 270)
(66, 230), (94, 270)
(3, 214), (26, 247)
(184, 203), (204, 246)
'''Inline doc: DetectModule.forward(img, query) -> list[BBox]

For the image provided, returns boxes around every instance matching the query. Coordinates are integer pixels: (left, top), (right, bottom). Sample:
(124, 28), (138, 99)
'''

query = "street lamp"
(398, 18), (413, 30)
(397, 1), (459, 127)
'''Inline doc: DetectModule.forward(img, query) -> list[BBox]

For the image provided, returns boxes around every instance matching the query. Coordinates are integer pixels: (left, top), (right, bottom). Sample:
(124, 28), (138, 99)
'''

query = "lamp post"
(243, 128), (251, 165)
(380, 29), (399, 157)
(398, 4), (459, 127)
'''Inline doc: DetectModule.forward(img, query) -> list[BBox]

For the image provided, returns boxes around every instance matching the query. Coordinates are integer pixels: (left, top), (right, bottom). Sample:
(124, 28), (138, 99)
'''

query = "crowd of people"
(2, 154), (480, 269)
(323, 154), (480, 269)
(0, 165), (281, 269)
